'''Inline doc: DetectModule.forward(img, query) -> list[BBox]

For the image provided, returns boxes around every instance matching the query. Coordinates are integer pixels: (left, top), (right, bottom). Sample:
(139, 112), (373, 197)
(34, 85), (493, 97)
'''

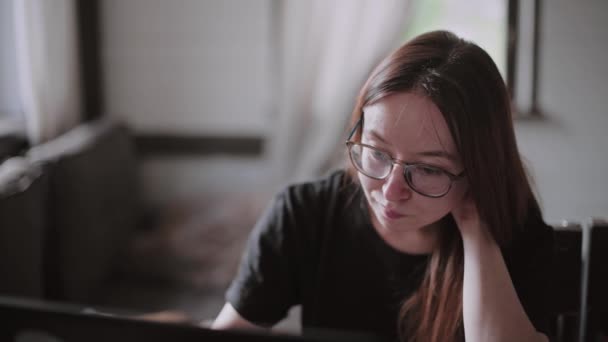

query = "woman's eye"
(419, 166), (443, 176)
(371, 150), (386, 160)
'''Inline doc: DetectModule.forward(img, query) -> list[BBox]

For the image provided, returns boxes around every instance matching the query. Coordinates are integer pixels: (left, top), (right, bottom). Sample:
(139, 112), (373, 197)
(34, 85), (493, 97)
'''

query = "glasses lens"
(349, 144), (391, 179)
(348, 143), (454, 197)
(406, 165), (451, 197)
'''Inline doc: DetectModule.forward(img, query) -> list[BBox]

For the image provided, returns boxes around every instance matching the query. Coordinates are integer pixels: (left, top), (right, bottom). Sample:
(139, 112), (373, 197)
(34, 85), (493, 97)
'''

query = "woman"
(212, 31), (554, 342)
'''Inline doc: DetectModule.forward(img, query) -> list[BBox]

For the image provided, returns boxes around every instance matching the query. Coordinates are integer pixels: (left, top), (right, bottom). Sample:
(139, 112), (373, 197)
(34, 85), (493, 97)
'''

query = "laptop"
(0, 296), (386, 342)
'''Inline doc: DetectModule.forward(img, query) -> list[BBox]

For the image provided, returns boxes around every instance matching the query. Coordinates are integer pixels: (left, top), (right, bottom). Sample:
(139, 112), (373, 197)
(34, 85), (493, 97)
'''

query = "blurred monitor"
(0, 296), (384, 342)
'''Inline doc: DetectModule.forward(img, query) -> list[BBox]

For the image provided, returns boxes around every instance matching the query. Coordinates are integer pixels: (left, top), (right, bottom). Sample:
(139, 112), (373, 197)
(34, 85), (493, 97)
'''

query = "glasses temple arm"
(346, 116), (363, 141)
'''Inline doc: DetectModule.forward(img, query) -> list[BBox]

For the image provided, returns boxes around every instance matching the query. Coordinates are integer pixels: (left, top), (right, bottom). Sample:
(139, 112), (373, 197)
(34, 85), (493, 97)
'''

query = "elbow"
(466, 329), (547, 342)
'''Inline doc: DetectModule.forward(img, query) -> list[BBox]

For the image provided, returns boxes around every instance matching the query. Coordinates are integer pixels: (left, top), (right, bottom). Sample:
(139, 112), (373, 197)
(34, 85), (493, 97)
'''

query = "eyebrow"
(414, 150), (457, 162)
(368, 130), (389, 145)
(368, 130), (458, 162)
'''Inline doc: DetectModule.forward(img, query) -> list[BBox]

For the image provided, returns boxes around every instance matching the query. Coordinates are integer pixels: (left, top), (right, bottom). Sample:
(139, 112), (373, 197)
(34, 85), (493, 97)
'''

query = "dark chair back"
(551, 222), (583, 342)
(550, 220), (608, 342)
(27, 119), (140, 304)
(0, 157), (48, 298)
(585, 220), (608, 341)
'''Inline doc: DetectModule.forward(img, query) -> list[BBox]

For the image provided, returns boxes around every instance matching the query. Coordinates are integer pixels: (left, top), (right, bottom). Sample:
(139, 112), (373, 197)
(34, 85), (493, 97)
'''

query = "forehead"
(362, 91), (457, 157)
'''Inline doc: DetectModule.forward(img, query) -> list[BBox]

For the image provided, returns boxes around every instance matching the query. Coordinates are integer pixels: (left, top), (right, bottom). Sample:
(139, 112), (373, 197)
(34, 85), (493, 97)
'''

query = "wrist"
(460, 221), (495, 249)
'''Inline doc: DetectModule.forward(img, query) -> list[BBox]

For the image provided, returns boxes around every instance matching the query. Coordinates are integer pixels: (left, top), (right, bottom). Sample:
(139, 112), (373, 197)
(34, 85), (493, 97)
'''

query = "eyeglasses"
(346, 141), (465, 198)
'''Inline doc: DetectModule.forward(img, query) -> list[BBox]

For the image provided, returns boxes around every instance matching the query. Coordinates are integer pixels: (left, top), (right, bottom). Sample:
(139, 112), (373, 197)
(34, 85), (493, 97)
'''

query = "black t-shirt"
(226, 170), (554, 341)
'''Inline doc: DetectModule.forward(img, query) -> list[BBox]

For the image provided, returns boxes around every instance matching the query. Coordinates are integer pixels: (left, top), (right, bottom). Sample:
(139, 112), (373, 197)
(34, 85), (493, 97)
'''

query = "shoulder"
(284, 169), (352, 196)
(519, 207), (554, 253)
(503, 207), (555, 335)
(502, 205), (555, 283)
(277, 169), (357, 212)
(252, 169), (357, 237)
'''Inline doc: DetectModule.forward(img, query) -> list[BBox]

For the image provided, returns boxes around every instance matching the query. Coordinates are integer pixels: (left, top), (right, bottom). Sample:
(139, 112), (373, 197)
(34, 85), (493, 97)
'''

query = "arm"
(211, 302), (267, 331)
(211, 188), (305, 332)
(453, 200), (548, 342)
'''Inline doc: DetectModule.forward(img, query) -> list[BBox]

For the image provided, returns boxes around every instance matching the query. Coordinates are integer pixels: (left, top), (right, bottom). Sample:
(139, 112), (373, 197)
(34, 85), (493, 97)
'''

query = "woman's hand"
(451, 192), (494, 245)
(135, 310), (195, 324)
(456, 194), (547, 342)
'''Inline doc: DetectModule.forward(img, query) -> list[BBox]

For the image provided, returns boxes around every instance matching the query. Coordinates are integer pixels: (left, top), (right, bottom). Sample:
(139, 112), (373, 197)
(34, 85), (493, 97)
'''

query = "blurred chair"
(550, 219), (608, 342)
(27, 119), (140, 304)
(0, 157), (48, 298)
(551, 221), (582, 342)
(584, 219), (608, 341)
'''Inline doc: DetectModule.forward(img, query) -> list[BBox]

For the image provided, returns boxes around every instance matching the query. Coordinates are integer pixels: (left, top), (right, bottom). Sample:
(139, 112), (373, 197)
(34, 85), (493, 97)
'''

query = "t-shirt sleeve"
(507, 218), (555, 337)
(225, 188), (304, 327)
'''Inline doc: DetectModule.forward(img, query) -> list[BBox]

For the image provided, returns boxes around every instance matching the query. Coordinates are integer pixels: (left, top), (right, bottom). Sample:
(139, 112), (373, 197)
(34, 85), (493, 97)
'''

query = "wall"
(515, 0), (608, 223)
(102, 0), (273, 136)
(101, 0), (275, 203)
(0, 0), (20, 118)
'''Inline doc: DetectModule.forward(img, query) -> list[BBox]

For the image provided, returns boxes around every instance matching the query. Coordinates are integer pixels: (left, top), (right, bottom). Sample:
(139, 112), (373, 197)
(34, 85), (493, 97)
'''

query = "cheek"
(416, 189), (464, 219)
(418, 197), (451, 214)
(358, 174), (381, 195)
(434, 184), (467, 213)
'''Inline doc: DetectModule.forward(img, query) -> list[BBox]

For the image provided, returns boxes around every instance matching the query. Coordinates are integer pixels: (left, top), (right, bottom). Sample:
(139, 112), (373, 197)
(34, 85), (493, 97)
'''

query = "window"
(403, 0), (540, 116)
(404, 0), (507, 77)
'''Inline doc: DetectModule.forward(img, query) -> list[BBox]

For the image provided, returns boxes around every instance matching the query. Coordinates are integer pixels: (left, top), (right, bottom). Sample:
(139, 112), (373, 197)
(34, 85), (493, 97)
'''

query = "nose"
(381, 164), (412, 202)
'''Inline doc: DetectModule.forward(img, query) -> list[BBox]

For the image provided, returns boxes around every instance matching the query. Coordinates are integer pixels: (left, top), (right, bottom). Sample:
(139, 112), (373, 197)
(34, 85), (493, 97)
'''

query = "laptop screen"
(0, 296), (385, 342)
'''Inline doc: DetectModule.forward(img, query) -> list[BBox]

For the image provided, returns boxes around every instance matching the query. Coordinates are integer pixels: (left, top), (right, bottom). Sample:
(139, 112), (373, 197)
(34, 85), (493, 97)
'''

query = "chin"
(373, 209), (418, 232)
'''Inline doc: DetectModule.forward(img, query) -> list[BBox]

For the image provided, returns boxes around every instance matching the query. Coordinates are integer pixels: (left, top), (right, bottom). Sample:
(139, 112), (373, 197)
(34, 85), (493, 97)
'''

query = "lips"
(379, 203), (406, 220)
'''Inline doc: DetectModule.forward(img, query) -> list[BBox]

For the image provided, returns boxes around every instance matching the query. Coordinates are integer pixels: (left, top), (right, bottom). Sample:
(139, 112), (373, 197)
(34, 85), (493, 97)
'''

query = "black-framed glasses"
(346, 142), (464, 198)
(345, 118), (465, 198)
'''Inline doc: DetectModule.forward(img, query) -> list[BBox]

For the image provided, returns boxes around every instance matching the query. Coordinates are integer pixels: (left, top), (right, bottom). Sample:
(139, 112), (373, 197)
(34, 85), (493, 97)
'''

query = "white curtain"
(267, 0), (411, 185)
(14, 0), (81, 145)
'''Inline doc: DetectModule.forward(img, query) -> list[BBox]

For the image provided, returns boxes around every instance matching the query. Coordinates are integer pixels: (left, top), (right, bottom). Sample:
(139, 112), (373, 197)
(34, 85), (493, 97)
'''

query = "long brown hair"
(346, 30), (538, 342)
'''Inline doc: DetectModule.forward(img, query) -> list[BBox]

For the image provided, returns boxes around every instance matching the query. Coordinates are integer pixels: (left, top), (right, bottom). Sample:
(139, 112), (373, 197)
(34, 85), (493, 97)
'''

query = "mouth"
(378, 203), (406, 220)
